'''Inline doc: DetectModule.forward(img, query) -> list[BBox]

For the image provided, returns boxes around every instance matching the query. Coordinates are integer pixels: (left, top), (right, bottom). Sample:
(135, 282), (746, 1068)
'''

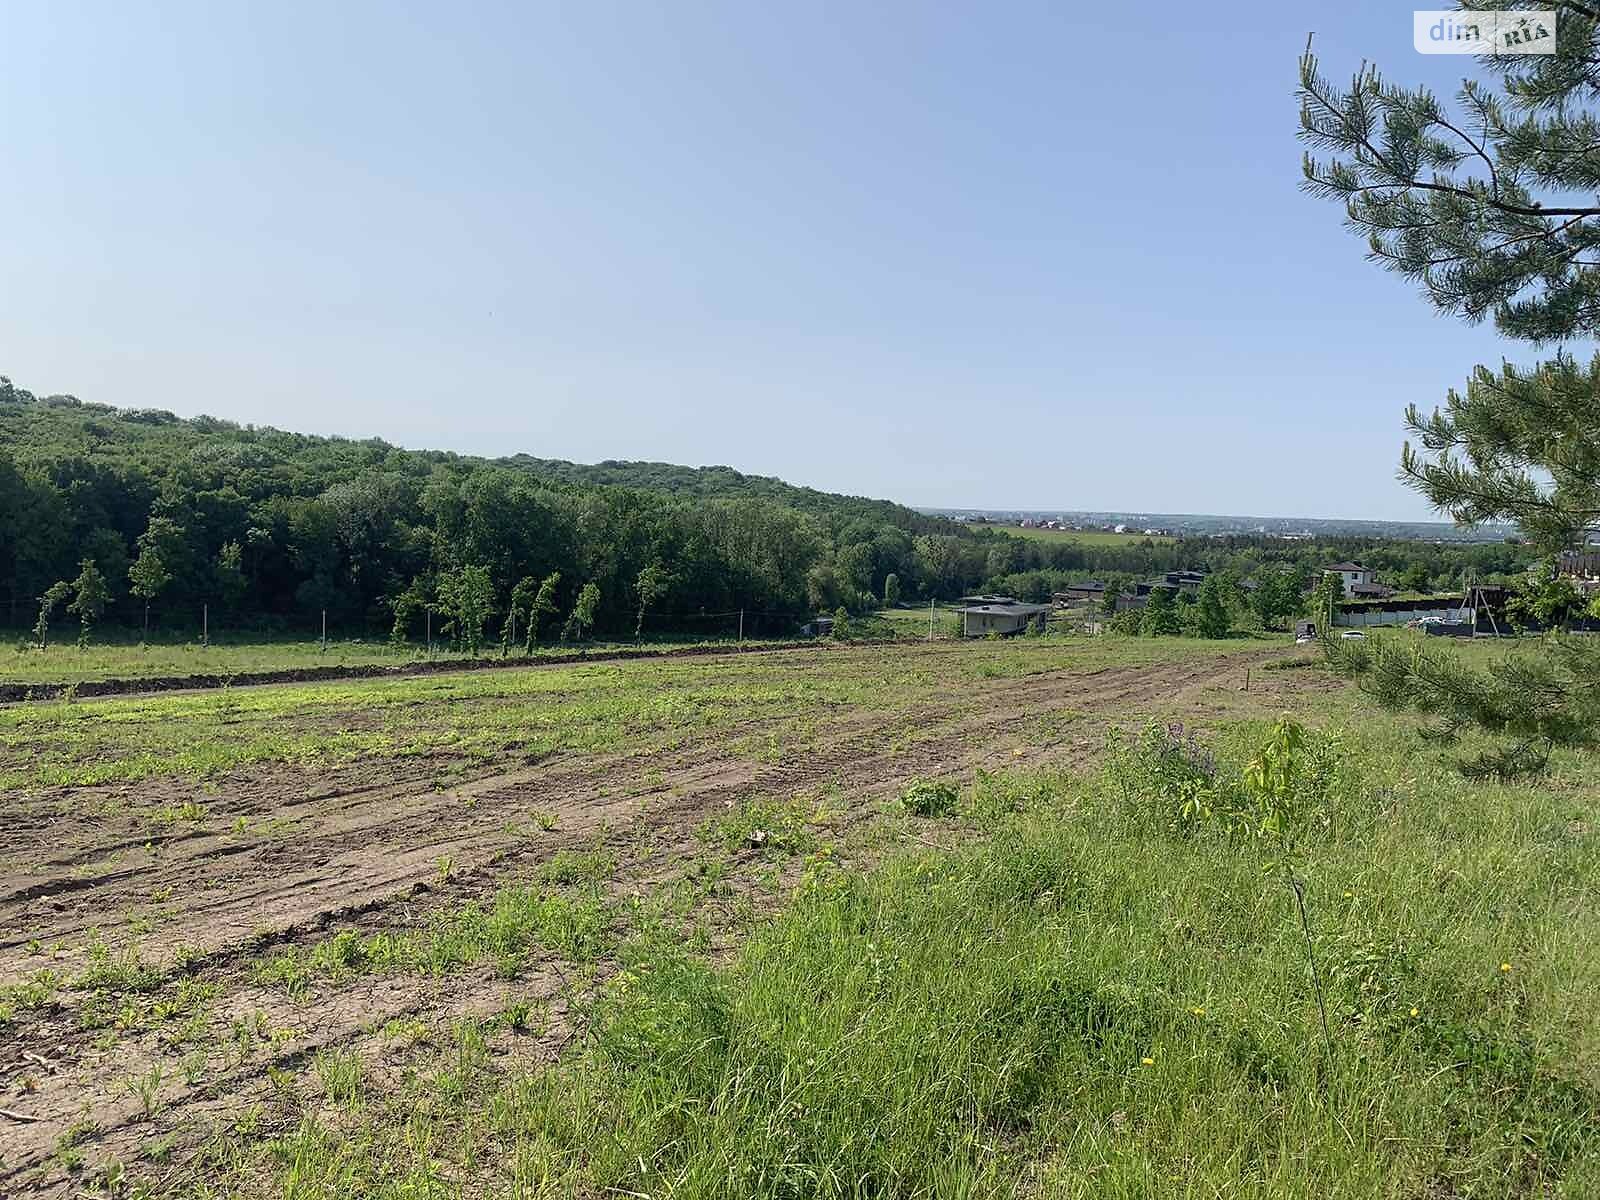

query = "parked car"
(1339, 630), (1367, 640)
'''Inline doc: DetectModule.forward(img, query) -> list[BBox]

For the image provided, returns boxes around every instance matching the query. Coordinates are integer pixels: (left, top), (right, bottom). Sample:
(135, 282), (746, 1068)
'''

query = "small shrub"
(1103, 720), (1218, 836)
(899, 778), (959, 817)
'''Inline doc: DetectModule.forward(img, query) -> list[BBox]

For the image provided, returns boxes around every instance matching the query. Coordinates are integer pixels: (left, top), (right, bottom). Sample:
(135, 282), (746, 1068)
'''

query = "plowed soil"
(0, 638), (1324, 1195)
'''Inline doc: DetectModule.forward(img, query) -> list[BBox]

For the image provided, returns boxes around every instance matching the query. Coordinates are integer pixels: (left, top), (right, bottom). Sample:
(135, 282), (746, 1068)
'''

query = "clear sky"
(1, 2), (1536, 520)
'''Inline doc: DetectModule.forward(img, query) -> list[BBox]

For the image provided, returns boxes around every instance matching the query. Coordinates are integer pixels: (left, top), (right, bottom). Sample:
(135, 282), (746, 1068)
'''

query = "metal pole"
(203, 603), (208, 647)
(321, 609), (327, 652)
(738, 609), (744, 643)
(928, 597), (934, 641)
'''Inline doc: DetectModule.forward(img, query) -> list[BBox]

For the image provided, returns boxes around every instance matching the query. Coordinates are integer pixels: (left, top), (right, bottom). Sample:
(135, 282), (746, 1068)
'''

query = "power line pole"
(738, 609), (744, 644)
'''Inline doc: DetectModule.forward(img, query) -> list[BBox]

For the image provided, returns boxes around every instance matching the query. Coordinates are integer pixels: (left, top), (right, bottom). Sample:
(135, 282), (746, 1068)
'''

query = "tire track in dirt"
(0, 641), (1317, 1195)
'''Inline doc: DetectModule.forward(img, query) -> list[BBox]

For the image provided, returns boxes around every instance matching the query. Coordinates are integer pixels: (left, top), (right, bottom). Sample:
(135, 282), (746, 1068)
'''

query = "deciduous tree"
(564, 581), (601, 642)
(128, 546), (171, 640)
(437, 564), (494, 654)
(33, 580), (70, 649)
(1141, 586), (1180, 637)
(66, 559), (109, 648)
(1192, 575), (1232, 639)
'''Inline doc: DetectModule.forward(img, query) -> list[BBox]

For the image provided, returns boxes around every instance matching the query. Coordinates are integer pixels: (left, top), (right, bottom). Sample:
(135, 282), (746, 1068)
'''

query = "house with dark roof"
(1052, 581), (1107, 604)
(958, 596), (1052, 637)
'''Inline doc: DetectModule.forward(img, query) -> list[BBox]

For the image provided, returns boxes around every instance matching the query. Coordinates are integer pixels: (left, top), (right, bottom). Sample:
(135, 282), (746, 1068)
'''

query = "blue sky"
(1, 2), (1534, 520)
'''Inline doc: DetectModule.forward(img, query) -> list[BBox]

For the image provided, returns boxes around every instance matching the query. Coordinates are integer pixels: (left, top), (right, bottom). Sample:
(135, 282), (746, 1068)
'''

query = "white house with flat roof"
(958, 595), (1051, 637)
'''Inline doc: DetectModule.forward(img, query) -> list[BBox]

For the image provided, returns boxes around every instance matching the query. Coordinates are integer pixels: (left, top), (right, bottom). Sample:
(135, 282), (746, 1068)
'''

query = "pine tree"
(1300, 9), (1600, 771)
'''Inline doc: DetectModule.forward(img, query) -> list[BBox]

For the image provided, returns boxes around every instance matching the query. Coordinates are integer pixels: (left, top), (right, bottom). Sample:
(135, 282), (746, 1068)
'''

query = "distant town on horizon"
(926, 508), (1527, 544)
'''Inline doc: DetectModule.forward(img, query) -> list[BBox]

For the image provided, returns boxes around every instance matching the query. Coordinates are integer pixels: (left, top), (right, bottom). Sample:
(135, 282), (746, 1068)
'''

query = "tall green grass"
(207, 717), (1600, 1199)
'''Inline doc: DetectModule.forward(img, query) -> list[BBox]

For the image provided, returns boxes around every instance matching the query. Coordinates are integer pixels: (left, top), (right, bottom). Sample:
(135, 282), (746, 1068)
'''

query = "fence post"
(202, 603), (208, 647)
(321, 609), (327, 653)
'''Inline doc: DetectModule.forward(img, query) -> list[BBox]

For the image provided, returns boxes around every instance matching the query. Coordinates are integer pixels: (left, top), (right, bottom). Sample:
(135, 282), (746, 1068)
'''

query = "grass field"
(0, 633), (795, 687)
(2, 632), (1595, 1198)
(968, 523), (1178, 546)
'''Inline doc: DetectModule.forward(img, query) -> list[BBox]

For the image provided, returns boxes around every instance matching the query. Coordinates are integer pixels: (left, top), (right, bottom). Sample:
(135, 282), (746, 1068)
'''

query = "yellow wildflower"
(1409, 1006), (1419, 1018)
(1500, 962), (1512, 973)
(1141, 1056), (1155, 1066)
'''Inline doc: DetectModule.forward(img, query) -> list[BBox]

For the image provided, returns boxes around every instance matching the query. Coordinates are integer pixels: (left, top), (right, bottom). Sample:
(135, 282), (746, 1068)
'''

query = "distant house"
(1559, 551), (1600, 595)
(1162, 570), (1207, 594)
(958, 595), (1051, 637)
(1053, 581), (1107, 604)
(1324, 562), (1375, 598)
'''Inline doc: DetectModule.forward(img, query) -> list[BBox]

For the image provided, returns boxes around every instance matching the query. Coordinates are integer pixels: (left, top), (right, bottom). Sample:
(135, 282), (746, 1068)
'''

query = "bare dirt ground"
(0, 640), (1328, 1195)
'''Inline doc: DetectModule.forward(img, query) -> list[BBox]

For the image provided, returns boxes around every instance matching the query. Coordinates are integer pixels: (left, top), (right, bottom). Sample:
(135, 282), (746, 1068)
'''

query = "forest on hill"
(0, 376), (1536, 643)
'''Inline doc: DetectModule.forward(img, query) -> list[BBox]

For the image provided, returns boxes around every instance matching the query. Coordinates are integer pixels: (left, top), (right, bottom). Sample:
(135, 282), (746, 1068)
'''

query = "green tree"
(505, 576), (537, 654)
(389, 578), (429, 648)
(564, 581), (601, 642)
(635, 562), (672, 640)
(214, 541), (248, 616)
(1141, 586), (1180, 637)
(437, 564), (495, 654)
(1301, 15), (1600, 769)
(1399, 563), (1432, 595)
(1506, 566), (1585, 631)
(33, 580), (71, 649)
(883, 572), (901, 607)
(1308, 573), (1342, 632)
(66, 559), (110, 648)
(1192, 575), (1232, 639)
(527, 571), (561, 651)
(1298, 25), (1600, 545)
(1251, 568), (1300, 631)
(127, 546), (171, 640)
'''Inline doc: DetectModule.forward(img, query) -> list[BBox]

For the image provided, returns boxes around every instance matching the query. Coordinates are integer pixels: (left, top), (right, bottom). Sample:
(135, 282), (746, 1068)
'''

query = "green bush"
(899, 777), (958, 817)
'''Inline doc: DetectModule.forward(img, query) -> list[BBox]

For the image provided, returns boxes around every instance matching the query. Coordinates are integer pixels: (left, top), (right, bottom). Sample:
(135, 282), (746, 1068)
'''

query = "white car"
(1339, 630), (1367, 640)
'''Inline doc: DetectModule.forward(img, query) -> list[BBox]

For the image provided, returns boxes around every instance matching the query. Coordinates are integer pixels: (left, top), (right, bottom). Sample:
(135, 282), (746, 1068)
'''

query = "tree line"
(0, 377), (1540, 649)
